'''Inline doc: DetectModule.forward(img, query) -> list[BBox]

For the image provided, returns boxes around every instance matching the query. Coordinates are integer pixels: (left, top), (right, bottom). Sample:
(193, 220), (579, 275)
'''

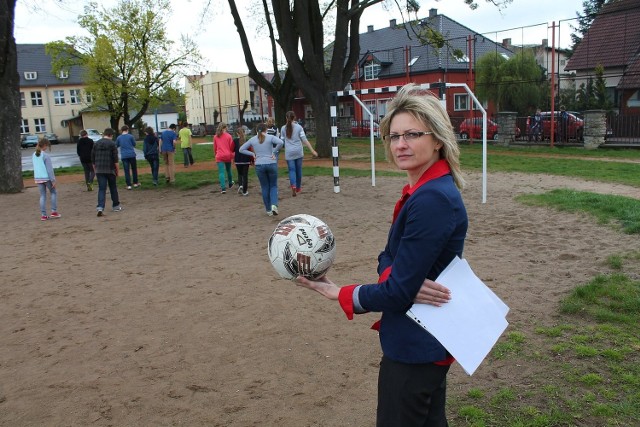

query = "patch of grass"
(490, 388), (516, 406)
(534, 324), (572, 337)
(492, 331), (526, 359)
(457, 405), (488, 425)
(457, 143), (640, 187)
(574, 345), (599, 358)
(467, 388), (484, 399)
(517, 189), (640, 234)
(579, 373), (604, 386)
(560, 273), (640, 325)
(606, 254), (624, 270)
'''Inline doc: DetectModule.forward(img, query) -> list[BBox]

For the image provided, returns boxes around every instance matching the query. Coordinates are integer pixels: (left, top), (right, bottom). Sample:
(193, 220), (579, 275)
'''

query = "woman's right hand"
(296, 275), (340, 301)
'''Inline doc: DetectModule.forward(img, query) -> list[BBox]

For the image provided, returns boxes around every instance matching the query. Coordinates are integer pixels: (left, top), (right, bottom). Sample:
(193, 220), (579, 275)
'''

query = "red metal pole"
(550, 21), (556, 148)
(405, 46), (410, 84)
(217, 81), (222, 124)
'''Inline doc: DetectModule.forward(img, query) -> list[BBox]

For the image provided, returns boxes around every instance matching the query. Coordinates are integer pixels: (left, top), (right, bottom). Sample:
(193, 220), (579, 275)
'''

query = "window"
(31, 91), (43, 106)
(454, 94), (469, 111)
(54, 90), (65, 105)
(85, 91), (94, 103)
(20, 119), (29, 134)
(378, 99), (390, 119)
(58, 70), (69, 79)
(338, 102), (353, 117)
(364, 100), (377, 118)
(455, 54), (470, 63)
(24, 71), (37, 80)
(34, 118), (46, 132)
(20, 92), (25, 108)
(227, 78), (233, 86)
(364, 63), (381, 81)
(160, 121), (168, 129)
(628, 90), (640, 107)
(408, 56), (420, 67)
(69, 89), (81, 104)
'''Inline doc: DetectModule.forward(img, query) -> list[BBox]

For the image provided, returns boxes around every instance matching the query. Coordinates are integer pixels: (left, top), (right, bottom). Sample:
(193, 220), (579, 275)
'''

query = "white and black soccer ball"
(267, 214), (336, 280)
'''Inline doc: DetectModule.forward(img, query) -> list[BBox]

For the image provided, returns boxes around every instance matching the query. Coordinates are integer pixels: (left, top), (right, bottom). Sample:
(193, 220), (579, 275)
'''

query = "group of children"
(33, 111), (317, 221)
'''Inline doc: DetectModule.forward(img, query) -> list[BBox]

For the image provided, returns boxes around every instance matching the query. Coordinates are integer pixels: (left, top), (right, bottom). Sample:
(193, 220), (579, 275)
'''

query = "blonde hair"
(379, 84), (465, 189)
(236, 127), (246, 144)
(266, 117), (275, 127)
(216, 122), (227, 137)
(35, 138), (50, 157)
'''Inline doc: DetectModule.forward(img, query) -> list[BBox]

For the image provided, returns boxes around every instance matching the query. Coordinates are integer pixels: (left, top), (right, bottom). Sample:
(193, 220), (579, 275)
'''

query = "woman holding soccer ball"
(297, 83), (468, 427)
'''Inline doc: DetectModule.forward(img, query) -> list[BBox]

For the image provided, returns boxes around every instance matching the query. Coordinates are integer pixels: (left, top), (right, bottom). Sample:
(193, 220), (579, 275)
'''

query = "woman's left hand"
(414, 279), (451, 306)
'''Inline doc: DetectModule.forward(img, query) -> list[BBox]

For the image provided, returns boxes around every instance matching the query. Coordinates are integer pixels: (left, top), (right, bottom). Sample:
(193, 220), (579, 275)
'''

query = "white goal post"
(329, 83), (488, 203)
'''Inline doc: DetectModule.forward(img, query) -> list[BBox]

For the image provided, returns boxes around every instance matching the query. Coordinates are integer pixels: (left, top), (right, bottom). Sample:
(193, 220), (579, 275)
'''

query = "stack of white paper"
(406, 256), (509, 375)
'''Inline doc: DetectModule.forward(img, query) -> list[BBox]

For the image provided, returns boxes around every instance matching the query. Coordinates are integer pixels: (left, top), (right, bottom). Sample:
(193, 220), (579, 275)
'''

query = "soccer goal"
(329, 83), (488, 203)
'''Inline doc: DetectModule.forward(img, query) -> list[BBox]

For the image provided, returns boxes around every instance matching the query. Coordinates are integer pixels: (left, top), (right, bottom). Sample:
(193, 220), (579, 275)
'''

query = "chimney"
(542, 39), (548, 47)
(429, 8), (437, 18)
(502, 38), (511, 48)
(367, 25), (374, 33)
(390, 19), (396, 28)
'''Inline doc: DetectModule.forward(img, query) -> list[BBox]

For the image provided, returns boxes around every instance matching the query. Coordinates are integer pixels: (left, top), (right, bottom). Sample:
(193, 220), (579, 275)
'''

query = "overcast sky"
(14, 0), (585, 75)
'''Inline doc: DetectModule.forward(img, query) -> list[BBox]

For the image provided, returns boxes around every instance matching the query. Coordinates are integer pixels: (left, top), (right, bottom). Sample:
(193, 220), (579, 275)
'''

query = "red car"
(351, 120), (380, 138)
(540, 111), (584, 141)
(459, 117), (499, 140)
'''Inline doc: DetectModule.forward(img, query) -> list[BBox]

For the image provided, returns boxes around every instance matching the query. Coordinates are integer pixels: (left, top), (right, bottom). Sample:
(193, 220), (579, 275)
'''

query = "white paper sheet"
(406, 256), (509, 375)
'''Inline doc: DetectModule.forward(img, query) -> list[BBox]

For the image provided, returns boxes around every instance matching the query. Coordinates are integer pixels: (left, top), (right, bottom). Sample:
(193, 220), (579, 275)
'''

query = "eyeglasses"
(383, 131), (434, 143)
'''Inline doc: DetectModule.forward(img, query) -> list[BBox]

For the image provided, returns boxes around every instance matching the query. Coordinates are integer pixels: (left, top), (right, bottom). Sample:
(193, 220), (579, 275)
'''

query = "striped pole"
(330, 93), (340, 193)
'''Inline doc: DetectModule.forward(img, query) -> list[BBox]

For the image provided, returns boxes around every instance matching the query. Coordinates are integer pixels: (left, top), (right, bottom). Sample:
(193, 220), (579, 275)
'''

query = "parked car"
(540, 111), (584, 142)
(351, 120), (380, 138)
(459, 117), (499, 140)
(85, 128), (102, 142)
(44, 132), (59, 144)
(21, 134), (39, 148)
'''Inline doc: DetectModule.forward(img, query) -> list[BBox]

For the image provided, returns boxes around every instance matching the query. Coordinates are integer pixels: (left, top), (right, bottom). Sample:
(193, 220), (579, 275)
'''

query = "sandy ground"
(1, 162), (639, 426)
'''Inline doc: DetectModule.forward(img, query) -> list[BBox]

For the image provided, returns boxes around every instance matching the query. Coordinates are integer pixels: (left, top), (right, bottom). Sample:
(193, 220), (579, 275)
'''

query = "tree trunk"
(309, 97), (331, 157)
(0, 0), (22, 193)
(227, 0), (298, 129)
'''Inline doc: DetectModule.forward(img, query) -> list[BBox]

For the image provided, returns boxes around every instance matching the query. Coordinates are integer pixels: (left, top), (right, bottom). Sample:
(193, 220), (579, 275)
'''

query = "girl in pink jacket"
(213, 122), (235, 193)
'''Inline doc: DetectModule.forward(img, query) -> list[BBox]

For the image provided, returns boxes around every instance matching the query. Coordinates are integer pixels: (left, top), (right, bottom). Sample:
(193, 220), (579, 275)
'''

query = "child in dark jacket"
(77, 130), (95, 190)
(233, 127), (252, 196)
(143, 127), (160, 186)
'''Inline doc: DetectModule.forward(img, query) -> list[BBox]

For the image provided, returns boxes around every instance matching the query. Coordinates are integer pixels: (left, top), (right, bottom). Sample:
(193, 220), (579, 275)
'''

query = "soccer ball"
(268, 214), (336, 280)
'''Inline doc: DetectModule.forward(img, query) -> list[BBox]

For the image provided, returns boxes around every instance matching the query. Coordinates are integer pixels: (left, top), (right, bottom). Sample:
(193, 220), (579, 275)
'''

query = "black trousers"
(236, 164), (250, 192)
(376, 356), (450, 427)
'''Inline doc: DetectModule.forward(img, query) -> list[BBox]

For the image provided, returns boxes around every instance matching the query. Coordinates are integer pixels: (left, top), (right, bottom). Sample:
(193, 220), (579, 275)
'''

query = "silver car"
(85, 128), (102, 142)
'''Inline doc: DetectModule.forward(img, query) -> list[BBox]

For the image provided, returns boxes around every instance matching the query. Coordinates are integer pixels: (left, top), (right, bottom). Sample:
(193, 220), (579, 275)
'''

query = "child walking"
(233, 127), (251, 196)
(32, 138), (60, 221)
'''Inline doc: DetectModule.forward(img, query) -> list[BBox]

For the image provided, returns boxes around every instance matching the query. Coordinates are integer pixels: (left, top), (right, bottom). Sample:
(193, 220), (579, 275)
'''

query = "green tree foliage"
(475, 50), (544, 114)
(575, 64), (611, 111)
(475, 51), (508, 111)
(46, 0), (200, 130)
(593, 64), (611, 110)
(499, 51), (545, 113)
